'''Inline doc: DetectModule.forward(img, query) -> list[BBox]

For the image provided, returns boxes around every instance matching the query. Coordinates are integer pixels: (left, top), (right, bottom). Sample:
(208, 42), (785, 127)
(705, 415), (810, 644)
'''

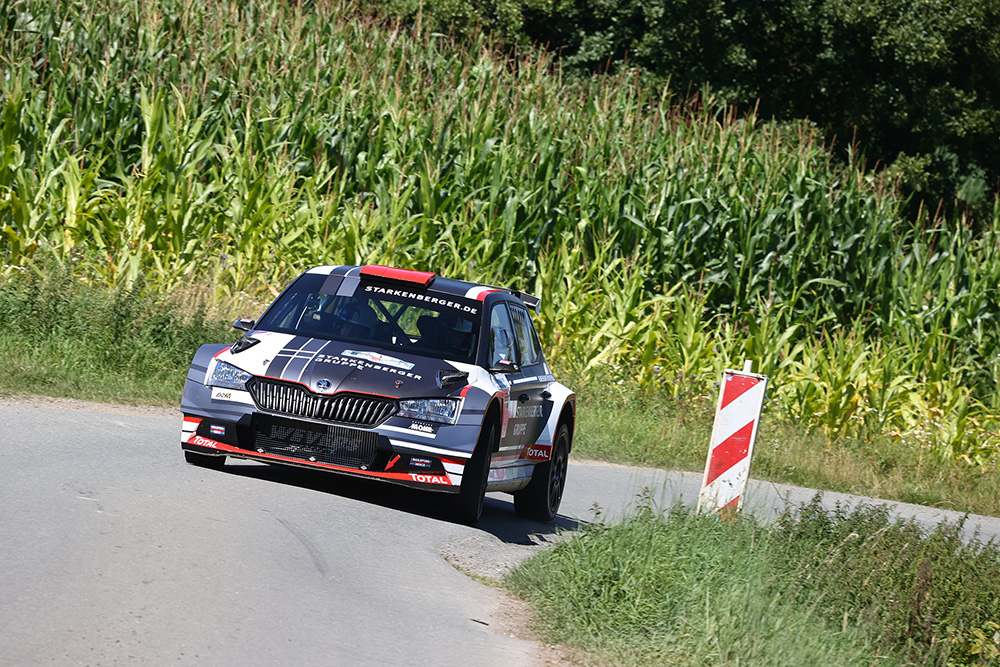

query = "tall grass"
(2, 0), (1000, 462)
(0, 263), (234, 405)
(506, 498), (1000, 666)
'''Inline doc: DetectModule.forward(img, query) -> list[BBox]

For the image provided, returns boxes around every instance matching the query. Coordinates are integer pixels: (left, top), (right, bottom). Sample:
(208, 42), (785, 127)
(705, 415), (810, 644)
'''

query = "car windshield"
(256, 274), (481, 365)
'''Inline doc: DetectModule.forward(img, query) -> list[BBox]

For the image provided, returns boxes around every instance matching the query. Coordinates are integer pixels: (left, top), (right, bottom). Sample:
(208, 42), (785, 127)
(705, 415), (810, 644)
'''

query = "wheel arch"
(482, 397), (503, 453)
(557, 398), (576, 453)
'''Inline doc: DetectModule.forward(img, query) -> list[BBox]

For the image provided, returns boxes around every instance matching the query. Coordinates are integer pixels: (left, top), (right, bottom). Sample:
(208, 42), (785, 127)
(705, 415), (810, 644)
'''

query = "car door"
(488, 301), (524, 455)
(506, 303), (551, 454)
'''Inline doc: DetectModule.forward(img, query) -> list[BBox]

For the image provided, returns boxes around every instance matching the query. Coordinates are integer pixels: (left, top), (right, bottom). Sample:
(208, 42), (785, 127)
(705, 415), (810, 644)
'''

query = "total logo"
(524, 444), (552, 461)
(409, 473), (451, 485)
(189, 435), (220, 449)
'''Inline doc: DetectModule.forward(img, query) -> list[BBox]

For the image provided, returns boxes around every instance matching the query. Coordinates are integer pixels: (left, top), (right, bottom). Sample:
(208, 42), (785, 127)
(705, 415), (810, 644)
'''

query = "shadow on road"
(214, 459), (585, 545)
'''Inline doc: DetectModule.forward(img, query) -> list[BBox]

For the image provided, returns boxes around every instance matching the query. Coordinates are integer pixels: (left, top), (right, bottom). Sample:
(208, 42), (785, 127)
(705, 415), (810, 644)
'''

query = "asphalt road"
(3, 400), (1000, 666)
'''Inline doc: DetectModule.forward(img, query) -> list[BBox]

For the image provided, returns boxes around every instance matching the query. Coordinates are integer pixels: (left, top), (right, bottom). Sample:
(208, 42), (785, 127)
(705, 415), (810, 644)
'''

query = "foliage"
(506, 497), (1000, 666)
(773, 496), (1000, 665)
(377, 0), (1000, 216)
(2, 0), (1000, 462)
(946, 621), (1000, 666)
(0, 261), (233, 405)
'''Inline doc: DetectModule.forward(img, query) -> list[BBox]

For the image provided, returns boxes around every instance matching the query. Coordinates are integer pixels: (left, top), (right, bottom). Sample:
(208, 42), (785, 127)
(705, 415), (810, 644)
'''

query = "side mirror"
(488, 359), (520, 374)
(232, 318), (255, 332)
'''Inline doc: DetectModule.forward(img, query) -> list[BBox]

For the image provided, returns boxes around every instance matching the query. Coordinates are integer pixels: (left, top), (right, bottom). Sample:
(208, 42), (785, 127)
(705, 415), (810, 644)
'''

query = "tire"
(514, 424), (570, 522)
(454, 418), (497, 525)
(184, 450), (227, 470)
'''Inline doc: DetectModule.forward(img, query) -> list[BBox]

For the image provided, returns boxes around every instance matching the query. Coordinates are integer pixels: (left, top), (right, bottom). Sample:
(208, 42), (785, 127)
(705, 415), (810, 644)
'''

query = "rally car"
(180, 264), (575, 524)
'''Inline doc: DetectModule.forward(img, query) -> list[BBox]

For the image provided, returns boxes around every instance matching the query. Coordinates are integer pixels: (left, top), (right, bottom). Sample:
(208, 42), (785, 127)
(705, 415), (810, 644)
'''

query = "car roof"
(304, 264), (541, 312)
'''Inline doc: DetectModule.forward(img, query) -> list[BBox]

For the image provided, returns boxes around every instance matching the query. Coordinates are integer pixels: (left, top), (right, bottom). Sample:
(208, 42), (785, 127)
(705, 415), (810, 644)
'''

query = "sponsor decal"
(363, 285), (479, 314)
(311, 352), (424, 380)
(341, 349), (415, 370)
(189, 435), (220, 449)
(409, 421), (434, 434)
(211, 388), (234, 400)
(210, 424), (226, 436)
(512, 423), (528, 437)
(524, 444), (552, 461)
(410, 457), (433, 468)
(409, 473), (450, 485)
(515, 404), (544, 419)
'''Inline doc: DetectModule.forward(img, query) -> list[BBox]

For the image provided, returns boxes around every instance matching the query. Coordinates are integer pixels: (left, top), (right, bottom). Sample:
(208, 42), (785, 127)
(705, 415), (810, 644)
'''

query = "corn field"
(2, 0), (999, 463)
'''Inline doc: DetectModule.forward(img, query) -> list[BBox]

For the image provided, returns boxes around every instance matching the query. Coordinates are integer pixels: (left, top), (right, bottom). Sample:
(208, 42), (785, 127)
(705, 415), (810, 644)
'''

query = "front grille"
(247, 378), (396, 427)
(251, 414), (379, 469)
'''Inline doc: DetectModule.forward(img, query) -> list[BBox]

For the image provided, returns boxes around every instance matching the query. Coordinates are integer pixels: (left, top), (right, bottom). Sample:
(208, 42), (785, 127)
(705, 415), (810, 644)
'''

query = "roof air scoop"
(360, 264), (436, 287)
(230, 336), (261, 354)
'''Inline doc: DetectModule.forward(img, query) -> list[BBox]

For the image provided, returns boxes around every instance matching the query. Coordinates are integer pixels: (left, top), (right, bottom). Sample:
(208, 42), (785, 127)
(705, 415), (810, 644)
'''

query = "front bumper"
(181, 414), (467, 491)
(179, 379), (476, 491)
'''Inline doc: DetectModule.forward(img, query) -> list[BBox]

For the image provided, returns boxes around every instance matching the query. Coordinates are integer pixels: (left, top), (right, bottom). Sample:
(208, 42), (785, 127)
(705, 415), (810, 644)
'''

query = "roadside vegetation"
(5, 266), (1000, 518)
(2, 0), (999, 494)
(507, 497), (1000, 666)
(3, 1), (1000, 663)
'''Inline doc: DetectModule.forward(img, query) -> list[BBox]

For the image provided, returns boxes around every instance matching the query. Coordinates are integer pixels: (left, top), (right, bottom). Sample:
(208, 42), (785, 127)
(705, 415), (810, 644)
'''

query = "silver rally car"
(180, 264), (575, 523)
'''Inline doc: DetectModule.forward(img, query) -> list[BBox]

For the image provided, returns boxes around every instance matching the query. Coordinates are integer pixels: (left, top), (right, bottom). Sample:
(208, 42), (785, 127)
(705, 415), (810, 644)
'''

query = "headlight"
(397, 398), (460, 425)
(208, 360), (253, 390)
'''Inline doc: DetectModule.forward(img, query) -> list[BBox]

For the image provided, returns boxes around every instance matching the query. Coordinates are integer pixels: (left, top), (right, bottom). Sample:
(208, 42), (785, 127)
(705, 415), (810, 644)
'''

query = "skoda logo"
(316, 379), (332, 391)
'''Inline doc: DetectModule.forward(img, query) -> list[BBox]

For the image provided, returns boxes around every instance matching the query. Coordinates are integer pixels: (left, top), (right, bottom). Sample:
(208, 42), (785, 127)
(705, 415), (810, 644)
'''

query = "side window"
(509, 305), (542, 367)
(489, 303), (517, 367)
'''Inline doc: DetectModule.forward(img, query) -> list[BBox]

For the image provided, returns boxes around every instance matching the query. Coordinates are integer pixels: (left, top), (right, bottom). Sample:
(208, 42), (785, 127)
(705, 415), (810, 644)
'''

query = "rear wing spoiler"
(514, 291), (541, 313)
(476, 282), (541, 313)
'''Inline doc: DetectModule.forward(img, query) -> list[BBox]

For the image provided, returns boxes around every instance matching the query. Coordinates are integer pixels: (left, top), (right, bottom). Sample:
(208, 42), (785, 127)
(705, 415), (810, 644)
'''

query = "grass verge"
(568, 370), (1000, 518)
(0, 266), (233, 407)
(505, 498), (1000, 666)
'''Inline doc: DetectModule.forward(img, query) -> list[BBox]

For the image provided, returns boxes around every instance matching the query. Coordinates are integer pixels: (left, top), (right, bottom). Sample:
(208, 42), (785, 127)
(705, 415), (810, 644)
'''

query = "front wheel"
(514, 424), (570, 522)
(454, 418), (497, 525)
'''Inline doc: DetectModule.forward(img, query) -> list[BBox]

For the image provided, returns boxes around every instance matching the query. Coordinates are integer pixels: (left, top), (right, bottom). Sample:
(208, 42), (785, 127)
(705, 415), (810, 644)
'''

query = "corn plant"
(2, 0), (999, 462)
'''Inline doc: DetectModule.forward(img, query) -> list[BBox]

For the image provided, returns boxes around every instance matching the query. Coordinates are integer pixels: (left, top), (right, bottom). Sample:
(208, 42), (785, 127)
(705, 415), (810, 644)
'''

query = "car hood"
(217, 331), (478, 397)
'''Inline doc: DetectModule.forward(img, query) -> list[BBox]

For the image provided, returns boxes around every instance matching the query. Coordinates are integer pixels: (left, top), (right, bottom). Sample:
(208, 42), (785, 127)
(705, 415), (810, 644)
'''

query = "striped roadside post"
(697, 360), (769, 517)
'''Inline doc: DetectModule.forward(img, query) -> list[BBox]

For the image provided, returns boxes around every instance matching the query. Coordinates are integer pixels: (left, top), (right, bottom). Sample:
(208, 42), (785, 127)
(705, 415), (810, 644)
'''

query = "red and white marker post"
(697, 360), (769, 517)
